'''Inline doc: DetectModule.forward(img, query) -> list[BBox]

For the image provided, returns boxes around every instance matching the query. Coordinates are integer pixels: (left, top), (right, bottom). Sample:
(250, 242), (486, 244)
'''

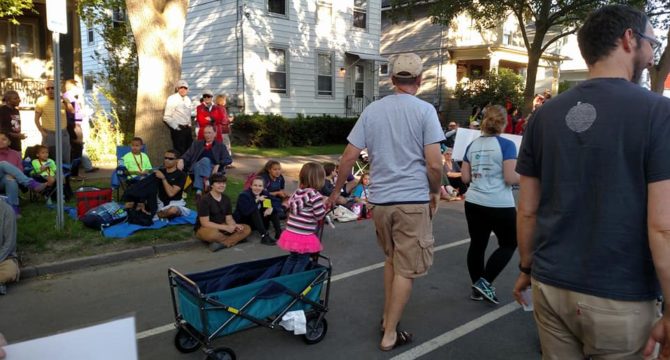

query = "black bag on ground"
(127, 208), (154, 226)
(81, 202), (128, 229)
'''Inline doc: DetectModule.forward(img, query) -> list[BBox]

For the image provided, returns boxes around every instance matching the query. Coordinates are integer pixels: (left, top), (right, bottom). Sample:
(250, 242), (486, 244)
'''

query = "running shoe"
(472, 278), (499, 304)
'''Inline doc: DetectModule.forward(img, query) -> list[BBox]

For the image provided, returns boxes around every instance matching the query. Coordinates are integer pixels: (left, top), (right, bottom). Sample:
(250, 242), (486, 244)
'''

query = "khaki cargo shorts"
(373, 203), (434, 278)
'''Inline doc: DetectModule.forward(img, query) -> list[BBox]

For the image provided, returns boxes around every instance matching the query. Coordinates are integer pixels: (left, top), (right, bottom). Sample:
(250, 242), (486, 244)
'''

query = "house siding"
(79, 22), (112, 115)
(182, 0), (382, 117)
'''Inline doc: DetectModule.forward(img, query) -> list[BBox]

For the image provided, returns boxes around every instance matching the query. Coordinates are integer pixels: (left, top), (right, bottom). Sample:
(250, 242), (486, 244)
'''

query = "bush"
(86, 97), (124, 163)
(233, 113), (357, 147)
(454, 68), (525, 109)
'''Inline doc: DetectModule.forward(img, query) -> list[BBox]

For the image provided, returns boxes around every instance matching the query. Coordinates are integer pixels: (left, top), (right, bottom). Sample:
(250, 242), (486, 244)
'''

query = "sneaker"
(27, 180), (47, 193)
(470, 289), (483, 301)
(0, 283), (6, 295)
(261, 234), (277, 246)
(209, 242), (226, 252)
(472, 278), (499, 304)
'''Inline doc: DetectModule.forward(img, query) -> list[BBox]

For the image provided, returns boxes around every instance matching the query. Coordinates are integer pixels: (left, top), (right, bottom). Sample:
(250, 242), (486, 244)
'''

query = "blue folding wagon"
(168, 254), (332, 360)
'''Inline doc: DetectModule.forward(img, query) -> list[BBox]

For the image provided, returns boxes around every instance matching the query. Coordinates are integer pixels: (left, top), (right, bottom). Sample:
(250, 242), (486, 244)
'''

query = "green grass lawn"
(17, 177), (244, 265)
(232, 144), (345, 157)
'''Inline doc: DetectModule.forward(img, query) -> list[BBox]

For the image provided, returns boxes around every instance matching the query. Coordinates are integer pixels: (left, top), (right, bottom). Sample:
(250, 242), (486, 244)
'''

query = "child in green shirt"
(121, 137), (152, 179)
(31, 145), (56, 187)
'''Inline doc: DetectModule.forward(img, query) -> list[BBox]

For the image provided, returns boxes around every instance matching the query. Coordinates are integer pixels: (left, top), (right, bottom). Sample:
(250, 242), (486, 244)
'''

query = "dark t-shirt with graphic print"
(516, 78), (670, 301)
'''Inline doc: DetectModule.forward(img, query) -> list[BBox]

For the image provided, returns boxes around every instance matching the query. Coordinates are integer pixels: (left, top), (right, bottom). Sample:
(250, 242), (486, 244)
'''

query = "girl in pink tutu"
(278, 162), (328, 275)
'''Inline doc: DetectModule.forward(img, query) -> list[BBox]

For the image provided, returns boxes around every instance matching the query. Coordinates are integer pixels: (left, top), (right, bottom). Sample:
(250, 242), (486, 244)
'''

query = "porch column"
(489, 54), (500, 73)
(551, 65), (560, 95)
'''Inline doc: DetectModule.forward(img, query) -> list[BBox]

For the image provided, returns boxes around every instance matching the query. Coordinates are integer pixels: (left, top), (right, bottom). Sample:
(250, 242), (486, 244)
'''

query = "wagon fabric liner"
(175, 255), (325, 337)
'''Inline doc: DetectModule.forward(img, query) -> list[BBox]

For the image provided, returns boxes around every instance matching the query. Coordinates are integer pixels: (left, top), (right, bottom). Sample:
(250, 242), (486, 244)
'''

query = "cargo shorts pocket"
(577, 301), (643, 353)
(414, 236), (434, 275)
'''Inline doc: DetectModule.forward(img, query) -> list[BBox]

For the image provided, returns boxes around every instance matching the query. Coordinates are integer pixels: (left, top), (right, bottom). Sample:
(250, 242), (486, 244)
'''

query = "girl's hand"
(264, 208), (273, 217)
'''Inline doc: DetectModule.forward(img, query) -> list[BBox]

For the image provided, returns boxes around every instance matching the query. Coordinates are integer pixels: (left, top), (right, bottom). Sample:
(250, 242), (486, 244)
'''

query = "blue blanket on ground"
(102, 212), (197, 238)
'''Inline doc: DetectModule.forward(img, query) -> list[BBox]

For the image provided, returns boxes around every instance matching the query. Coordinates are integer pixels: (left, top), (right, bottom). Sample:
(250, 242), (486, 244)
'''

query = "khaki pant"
(0, 258), (18, 284)
(532, 278), (659, 360)
(373, 204), (434, 278)
(196, 225), (251, 248)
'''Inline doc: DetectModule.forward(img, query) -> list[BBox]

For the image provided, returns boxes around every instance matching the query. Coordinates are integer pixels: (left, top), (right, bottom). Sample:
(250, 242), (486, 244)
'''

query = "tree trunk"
(523, 49), (542, 115)
(648, 28), (670, 95)
(126, 0), (189, 166)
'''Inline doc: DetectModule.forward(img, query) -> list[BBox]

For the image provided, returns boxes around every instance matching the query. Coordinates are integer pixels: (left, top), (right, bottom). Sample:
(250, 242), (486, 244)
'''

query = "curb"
(19, 239), (201, 280)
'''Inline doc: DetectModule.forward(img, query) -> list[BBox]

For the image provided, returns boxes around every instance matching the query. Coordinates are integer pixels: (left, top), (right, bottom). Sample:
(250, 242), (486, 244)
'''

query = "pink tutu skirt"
(278, 230), (322, 254)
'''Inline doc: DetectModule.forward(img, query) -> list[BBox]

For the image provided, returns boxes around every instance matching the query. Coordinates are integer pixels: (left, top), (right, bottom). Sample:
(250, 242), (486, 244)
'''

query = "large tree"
(126, 0), (189, 165)
(391, 0), (641, 113)
(646, 1), (670, 94)
(0, 0), (33, 20)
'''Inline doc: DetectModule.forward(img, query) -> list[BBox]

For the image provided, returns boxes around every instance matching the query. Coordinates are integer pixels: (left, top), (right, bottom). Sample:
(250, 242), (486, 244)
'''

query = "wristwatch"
(518, 263), (531, 275)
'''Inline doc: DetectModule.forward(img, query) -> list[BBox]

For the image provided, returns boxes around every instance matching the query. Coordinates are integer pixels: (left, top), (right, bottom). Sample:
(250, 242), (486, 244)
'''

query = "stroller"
(168, 219), (334, 360)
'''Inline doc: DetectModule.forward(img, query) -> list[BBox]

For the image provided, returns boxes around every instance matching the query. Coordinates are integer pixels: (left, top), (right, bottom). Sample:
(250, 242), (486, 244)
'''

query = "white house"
(182, 0), (386, 117)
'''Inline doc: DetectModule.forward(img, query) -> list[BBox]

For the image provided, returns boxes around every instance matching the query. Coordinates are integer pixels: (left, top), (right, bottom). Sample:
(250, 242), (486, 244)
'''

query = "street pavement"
(0, 201), (541, 359)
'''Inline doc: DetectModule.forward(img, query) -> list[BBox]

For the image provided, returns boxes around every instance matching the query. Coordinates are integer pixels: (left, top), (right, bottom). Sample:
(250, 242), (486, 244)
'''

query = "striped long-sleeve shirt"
(285, 188), (326, 235)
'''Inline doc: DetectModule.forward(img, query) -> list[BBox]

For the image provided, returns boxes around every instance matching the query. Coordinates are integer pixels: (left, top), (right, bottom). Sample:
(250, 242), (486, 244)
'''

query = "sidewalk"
(19, 153), (341, 280)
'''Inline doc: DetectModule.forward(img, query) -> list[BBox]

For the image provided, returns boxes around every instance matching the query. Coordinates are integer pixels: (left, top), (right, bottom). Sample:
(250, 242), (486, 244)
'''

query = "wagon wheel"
(205, 347), (236, 360)
(174, 328), (201, 353)
(303, 314), (328, 344)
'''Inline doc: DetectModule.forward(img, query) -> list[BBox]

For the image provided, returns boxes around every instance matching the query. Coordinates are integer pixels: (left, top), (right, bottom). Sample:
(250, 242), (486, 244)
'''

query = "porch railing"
(345, 95), (378, 117)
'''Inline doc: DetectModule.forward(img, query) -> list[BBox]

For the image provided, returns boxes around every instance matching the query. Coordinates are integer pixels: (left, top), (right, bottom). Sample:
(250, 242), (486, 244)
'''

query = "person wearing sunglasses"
(163, 79), (193, 155)
(34, 79), (73, 163)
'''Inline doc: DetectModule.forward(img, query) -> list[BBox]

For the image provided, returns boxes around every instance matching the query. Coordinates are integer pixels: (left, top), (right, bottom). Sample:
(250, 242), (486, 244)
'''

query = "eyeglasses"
(46, 87), (54, 90)
(635, 31), (662, 50)
(164, 157), (176, 160)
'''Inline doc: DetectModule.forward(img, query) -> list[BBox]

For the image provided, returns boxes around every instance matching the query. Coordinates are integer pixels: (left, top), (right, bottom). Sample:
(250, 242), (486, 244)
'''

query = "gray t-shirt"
(347, 94), (445, 204)
(516, 78), (670, 301)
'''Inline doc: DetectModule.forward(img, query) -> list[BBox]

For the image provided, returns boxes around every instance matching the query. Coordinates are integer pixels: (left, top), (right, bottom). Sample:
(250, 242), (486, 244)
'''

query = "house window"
(112, 8), (126, 29)
(268, 47), (287, 94)
(317, 53), (333, 96)
(379, 64), (388, 76)
(354, 65), (364, 97)
(268, 0), (287, 16)
(353, 0), (367, 29)
(0, 19), (39, 79)
(317, 0), (332, 23)
(84, 74), (94, 91)
(87, 27), (94, 44)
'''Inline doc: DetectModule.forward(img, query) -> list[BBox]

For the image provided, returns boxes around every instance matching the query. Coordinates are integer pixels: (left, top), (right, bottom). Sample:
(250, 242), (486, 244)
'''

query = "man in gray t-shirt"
(332, 53), (444, 352)
(513, 5), (670, 358)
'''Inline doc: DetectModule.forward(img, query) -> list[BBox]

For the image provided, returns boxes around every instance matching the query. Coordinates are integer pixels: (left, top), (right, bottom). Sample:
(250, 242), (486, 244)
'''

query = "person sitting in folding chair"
(177, 124), (231, 201)
(30, 145), (72, 203)
(121, 137), (152, 180)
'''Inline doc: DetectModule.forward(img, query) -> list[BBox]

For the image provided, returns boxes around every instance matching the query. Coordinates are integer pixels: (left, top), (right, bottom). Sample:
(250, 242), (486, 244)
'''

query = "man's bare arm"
(329, 144), (361, 204)
(512, 175), (541, 305)
(644, 179), (670, 358)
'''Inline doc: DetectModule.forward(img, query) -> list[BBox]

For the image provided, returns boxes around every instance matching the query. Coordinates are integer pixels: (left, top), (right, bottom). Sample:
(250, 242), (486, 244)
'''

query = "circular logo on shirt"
(565, 102), (596, 133)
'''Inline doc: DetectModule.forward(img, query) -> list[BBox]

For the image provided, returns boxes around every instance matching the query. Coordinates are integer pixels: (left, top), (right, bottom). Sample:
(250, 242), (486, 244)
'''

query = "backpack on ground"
(81, 202), (128, 230)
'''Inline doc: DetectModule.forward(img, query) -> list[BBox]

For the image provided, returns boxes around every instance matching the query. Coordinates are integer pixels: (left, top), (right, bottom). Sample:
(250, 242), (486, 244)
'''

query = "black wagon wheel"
(303, 314), (328, 344)
(205, 347), (236, 360)
(174, 327), (201, 353)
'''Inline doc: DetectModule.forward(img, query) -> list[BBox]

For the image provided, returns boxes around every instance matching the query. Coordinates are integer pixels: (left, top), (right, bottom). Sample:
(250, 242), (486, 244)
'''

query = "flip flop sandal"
(379, 330), (413, 351)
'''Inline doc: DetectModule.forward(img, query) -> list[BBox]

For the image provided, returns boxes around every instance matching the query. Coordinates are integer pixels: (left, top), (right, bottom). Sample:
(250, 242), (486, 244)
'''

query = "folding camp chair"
(353, 149), (369, 178)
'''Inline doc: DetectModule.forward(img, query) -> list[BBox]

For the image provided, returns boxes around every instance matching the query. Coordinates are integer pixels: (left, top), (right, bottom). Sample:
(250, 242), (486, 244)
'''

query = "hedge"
(232, 113), (357, 147)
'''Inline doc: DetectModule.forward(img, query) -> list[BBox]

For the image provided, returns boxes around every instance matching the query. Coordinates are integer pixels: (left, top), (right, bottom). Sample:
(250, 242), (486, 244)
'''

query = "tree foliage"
(0, 0), (33, 21)
(454, 68), (525, 109)
(78, 0), (138, 141)
(646, 0), (670, 93)
(390, 0), (646, 112)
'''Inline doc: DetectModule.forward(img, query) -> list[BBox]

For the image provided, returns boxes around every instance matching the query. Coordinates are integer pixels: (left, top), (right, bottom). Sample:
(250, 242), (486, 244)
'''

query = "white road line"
(391, 302), (520, 360)
(136, 238), (471, 340)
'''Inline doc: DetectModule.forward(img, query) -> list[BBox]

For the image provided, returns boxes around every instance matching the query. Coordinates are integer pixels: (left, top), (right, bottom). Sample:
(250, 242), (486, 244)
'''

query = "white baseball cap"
(391, 53), (423, 78)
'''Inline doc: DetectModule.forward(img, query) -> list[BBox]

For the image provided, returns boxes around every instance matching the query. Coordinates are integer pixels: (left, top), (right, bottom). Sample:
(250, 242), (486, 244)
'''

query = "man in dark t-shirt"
(155, 149), (189, 219)
(195, 173), (250, 252)
(512, 6), (670, 359)
(0, 91), (24, 153)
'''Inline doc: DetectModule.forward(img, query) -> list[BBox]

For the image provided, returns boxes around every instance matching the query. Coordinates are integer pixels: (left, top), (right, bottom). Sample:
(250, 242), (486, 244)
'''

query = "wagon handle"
(168, 267), (200, 293)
